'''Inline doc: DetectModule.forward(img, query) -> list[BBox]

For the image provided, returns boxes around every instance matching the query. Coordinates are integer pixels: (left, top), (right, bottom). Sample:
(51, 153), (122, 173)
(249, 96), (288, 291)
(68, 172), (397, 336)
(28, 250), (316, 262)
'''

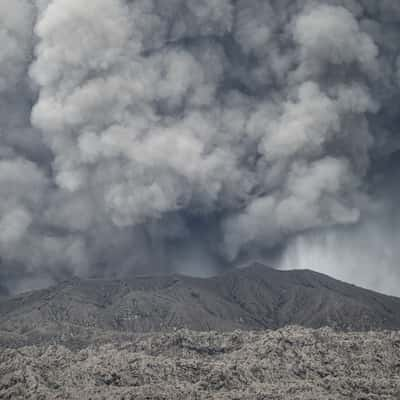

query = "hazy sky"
(1, 0), (400, 295)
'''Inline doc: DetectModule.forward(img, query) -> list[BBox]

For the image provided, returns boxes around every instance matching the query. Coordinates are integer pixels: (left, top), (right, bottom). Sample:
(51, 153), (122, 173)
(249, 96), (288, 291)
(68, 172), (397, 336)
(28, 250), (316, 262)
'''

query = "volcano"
(1, 263), (400, 347)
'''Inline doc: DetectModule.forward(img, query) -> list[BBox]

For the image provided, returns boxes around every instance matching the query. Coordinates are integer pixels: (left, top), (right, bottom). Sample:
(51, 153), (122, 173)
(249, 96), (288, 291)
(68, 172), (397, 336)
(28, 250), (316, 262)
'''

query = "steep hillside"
(1, 263), (400, 347)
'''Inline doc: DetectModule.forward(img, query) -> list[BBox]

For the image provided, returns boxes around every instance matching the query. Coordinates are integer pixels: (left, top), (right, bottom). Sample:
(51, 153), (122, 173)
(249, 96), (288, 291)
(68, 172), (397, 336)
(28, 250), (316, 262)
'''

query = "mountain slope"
(1, 263), (400, 346)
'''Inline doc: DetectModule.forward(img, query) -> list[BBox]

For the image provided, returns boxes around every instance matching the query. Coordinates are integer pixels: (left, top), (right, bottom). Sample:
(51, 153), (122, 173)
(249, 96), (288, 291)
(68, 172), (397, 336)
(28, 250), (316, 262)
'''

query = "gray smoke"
(1, 0), (400, 295)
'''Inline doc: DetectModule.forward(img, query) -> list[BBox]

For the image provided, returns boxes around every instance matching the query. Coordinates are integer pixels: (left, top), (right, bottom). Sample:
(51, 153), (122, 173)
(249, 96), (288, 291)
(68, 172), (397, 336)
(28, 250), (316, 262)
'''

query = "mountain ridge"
(1, 263), (400, 347)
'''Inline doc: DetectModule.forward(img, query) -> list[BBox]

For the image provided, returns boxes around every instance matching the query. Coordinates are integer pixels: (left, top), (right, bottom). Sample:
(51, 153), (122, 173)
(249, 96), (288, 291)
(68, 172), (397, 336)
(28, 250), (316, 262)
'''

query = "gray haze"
(1, 0), (400, 295)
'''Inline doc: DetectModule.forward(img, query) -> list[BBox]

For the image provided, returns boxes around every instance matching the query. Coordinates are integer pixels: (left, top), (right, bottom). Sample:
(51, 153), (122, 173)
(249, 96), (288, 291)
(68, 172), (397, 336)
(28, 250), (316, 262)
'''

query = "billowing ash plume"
(1, 0), (400, 294)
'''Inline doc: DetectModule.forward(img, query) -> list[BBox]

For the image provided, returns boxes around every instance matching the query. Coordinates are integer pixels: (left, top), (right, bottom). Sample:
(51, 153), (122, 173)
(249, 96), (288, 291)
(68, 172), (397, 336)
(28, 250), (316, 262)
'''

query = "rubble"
(1, 327), (399, 399)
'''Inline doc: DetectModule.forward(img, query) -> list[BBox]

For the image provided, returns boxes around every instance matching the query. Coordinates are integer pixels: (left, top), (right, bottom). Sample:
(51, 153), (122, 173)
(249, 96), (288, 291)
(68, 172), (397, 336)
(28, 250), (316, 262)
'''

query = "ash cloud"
(1, 0), (400, 294)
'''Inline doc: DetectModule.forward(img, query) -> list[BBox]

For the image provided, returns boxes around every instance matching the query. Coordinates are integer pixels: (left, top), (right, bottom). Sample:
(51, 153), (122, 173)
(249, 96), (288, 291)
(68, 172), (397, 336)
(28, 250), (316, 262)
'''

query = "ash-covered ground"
(1, 327), (400, 400)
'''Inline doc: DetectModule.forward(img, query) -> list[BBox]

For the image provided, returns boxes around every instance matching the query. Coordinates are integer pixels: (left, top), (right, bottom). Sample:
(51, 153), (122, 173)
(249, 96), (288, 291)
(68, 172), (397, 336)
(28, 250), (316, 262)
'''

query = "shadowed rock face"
(1, 263), (400, 347)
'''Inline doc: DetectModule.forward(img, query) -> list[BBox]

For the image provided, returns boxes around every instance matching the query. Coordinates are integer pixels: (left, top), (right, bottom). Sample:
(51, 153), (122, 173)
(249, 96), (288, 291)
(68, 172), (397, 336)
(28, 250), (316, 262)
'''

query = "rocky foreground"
(1, 327), (400, 399)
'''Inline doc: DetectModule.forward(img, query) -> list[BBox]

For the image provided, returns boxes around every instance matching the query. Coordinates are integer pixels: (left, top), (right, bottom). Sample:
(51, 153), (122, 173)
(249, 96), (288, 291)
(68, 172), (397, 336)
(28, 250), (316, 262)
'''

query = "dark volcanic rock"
(1, 263), (400, 347)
